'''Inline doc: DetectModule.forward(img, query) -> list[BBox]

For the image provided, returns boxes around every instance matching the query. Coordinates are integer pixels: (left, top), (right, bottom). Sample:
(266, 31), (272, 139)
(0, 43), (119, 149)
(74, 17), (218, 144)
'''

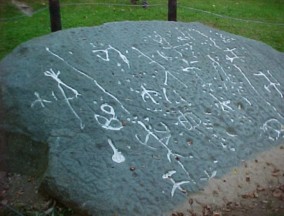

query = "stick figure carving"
(94, 104), (123, 131)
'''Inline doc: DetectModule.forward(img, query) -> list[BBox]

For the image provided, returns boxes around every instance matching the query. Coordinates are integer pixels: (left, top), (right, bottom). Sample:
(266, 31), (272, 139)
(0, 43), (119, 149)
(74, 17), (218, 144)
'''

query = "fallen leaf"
(202, 205), (212, 216)
(241, 191), (258, 199)
(42, 199), (53, 210)
(44, 200), (56, 215)
(272, 168), (281, 177)
(279, 185), (284, 192)
(1, 199), (8, 205)
(213, 190), (219, 195)
(223, 208), (231, 212)
(256, 185), (265, 192)
(16, 189), (24, 196)
(188, 209), (197, 216)
(272, 189), (283, 198)
(226, 201), (233, 207)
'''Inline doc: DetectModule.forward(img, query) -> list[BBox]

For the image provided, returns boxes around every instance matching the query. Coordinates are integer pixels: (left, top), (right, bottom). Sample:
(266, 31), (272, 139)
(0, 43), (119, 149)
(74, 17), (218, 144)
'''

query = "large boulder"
(0, 21), (283, 215)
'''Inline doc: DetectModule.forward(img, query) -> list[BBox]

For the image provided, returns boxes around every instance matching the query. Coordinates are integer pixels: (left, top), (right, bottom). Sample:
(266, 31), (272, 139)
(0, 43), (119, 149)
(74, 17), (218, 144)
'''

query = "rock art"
(0, 21), (284, 215)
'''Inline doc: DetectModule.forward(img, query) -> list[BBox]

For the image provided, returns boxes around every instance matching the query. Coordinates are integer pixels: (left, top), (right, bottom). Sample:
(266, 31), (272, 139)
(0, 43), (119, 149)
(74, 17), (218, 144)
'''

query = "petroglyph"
(29, 24), (283, 199)
(94, 104), (123, 131)
(178, 111), (202, 131)
(140, 85), (160, 104)
(261, 119), (283, 141)
(31, 92), (52, 108)
(162, 170), (190, 197)
(44, 68), (85, 129)
(91, 44), (130, 68)
(254, 70), (283, 98)
(108, 138), (125, 163)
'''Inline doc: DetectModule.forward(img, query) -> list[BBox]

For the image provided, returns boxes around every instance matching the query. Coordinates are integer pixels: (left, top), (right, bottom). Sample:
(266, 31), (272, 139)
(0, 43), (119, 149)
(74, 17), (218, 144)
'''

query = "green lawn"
(0, 0), (284, 60)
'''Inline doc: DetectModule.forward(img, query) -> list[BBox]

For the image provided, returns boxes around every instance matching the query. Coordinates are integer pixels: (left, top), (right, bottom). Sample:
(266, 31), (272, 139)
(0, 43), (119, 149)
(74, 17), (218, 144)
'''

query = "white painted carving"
(132, 47), (187, 87)
(200, 170), (217, 181)
(162, 170), (190, 197)
(135, 121), (158, 150)
(92, 44), (130, 68)
(224, 48), (243, 63)
(44, 68), (84, 129)
(178, 111), (201, 131)
(209, 93), (234, 112)
(157, 50), (172, 61)
(162, 87), (172, 103)
(93, 80), (130, 114)
(254, 70), (283, 98)
(261, 119), (283, 141)
(94, 104), (123, 131)
(108, 139), (125, 163)
(46, 47), (130, 115)
(141, 85), (160, 104)
(51, 91), (58, 101)
(31, 92), (52, 108)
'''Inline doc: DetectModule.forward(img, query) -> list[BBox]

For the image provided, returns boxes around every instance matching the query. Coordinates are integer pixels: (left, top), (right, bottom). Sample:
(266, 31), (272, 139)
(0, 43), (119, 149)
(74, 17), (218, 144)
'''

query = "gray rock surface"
(0, 21), (284, 215)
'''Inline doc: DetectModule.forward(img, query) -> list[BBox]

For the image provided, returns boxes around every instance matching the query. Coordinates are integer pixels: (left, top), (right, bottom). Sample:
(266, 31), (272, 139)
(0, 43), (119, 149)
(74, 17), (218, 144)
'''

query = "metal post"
(168, 0), (177, 21)
(49, 0), (62, 32)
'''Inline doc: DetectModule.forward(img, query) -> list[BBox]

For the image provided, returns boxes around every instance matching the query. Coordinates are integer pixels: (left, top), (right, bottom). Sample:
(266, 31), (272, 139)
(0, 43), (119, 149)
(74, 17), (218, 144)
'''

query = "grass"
(0, 0), (284, 60)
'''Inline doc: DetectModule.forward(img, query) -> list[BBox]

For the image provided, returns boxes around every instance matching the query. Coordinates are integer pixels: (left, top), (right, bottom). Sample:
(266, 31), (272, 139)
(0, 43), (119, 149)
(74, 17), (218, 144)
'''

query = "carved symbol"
(162, 87), (172, 103)
(136, 121), (186, 163)
(162, 170), (190, 197)
(157, 50), (172, 61)
(200, 170), (217, 181)
(261, 119), (283, 141)
(135, 122), (157, 150)
(254, 70), (283, 98)
(178, 111), (201, 131)
(92, 44), (130, 68)
(31, 92), (52, 108)
(154, 122), (171, 146)
(108, 139), (125, 163)
(44, 68), (84, 129)
(209, 93), (234, 112)
(224, 48), (242, 63)
(141, 85), (160, 104)
(132, 47), (187, 87)
(94, 104), (123, 131)
(207, 54), (231, 84)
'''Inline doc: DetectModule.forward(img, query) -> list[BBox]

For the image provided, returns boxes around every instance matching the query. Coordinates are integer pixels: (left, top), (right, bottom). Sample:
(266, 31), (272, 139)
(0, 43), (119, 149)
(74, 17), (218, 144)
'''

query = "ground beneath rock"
(0, 173), (74, 215)
(1, 144), (283, 216)
(171, 144), (284, 216)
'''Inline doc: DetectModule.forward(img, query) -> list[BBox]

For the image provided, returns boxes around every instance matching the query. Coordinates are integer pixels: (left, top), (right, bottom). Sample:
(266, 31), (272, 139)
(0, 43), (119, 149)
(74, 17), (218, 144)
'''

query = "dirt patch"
(0, 173), (49, 215)
(0, 173), (75, 215)
(170, 144), (284, 216)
